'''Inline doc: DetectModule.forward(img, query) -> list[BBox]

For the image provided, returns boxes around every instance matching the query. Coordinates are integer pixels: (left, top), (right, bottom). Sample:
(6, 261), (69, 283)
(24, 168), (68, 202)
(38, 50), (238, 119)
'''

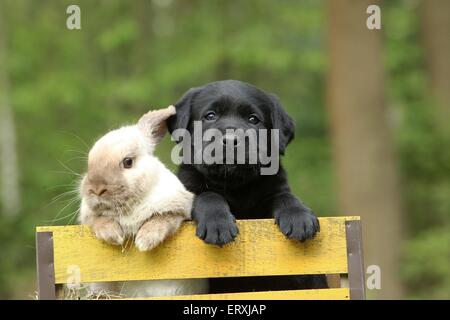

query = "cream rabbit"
(77, 106), (207, 298)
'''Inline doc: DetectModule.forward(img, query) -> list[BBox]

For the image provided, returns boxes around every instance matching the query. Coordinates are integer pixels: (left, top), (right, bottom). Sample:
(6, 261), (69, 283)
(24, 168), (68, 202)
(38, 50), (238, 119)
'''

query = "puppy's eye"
(122, 157), (133, 169)
(204, 111), (217, 121)
(248, 115), (260, 124)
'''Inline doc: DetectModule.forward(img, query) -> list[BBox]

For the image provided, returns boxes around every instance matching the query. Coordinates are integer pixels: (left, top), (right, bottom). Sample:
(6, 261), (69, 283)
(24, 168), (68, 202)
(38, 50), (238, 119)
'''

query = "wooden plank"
(35, 232), (56, 299)
(137, 288), (350, 300)
(326, 274), (341, 288)
(37, 217), (359, 284)
(345, 220), (366, 299)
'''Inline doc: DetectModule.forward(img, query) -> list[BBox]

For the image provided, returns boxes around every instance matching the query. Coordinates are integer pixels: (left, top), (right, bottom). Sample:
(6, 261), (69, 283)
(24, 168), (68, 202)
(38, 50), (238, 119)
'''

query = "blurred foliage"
(384, 0), (450, 298)
(0, 0), (448, 298)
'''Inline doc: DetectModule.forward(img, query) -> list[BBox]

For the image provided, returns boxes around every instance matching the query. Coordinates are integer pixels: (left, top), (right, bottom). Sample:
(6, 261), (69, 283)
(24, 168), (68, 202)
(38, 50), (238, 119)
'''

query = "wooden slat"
(137, 288), (350, 300)
(37, 217), (359, 284)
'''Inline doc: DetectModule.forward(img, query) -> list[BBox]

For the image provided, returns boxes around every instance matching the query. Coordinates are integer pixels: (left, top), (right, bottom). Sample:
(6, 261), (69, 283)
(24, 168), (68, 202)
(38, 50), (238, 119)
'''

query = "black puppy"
(168, 80), (327, 291)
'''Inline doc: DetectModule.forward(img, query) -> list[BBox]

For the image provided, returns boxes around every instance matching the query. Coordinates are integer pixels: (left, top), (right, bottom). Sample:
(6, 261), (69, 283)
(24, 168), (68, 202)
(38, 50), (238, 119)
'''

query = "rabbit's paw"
(135, 214), (184, 251)
(91, 217), (125, 246)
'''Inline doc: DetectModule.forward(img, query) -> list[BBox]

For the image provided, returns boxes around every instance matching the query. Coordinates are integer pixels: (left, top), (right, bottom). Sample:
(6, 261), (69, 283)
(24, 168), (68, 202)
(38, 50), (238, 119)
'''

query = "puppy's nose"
(221, 133), (241, 147)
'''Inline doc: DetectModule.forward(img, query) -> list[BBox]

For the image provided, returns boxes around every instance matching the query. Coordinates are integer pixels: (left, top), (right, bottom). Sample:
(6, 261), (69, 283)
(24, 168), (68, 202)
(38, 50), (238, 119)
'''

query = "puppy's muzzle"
(221, 133), (241, 147)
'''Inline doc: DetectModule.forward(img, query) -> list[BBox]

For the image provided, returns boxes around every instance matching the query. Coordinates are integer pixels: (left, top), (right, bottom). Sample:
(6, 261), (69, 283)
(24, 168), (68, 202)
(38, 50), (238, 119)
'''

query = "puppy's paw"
(275, 207), (320, 242)
(91, 218), (124, 246)
(135, 214), (184, 251)
(196, 213), (239, 246)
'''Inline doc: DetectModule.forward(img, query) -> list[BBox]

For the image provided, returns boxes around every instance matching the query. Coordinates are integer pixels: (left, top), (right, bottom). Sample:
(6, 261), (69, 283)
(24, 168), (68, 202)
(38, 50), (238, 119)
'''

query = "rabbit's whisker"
(65, 149), (88, 156)
(57, 160), (82, 177)
(45, 183), (79, 190)
(47, 208), (80, 224)
(67, 208), (80, 226)
(57, 131), (90, 150)
(45, 189), (79, 208)
(51, 170), (81, 177)
(48, 197), (80, 224)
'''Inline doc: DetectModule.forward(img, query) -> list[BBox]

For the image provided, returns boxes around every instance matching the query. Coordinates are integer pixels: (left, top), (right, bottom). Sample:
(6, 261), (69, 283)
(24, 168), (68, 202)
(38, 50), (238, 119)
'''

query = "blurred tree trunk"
(421, 0), (450, 136)
(0, 6), (20, 216)
(327, 0), (403, 299)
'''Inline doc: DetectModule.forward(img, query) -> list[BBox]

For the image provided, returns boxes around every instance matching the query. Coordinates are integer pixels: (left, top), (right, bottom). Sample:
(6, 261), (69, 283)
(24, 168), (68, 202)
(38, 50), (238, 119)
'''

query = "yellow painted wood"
(37, 217), (359, 284)
(134, 288), (350, 300)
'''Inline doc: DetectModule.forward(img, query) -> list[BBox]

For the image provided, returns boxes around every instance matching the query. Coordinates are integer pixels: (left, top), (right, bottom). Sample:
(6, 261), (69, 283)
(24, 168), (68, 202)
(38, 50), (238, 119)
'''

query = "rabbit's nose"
(97, 188), (108, 196)
(89, 187), (108, 196)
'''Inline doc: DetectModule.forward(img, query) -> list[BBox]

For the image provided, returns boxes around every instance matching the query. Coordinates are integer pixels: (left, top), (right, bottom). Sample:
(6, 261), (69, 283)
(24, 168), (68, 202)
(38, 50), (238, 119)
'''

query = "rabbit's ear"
(167, 86), (203, 135)
(138, 105), (176, 144)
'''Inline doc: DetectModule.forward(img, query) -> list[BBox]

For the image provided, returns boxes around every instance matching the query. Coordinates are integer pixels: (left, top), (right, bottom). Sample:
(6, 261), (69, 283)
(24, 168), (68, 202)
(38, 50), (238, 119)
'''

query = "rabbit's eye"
(122, 157), (133, 169)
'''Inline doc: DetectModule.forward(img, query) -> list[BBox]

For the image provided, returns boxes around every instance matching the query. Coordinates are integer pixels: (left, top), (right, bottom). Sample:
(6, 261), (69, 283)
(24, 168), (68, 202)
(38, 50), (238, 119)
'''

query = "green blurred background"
(0, 0), (449, 299)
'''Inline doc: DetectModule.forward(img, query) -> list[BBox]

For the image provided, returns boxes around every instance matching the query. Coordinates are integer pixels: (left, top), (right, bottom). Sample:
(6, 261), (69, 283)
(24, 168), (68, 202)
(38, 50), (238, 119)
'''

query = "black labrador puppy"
(168, 80), (327, 291)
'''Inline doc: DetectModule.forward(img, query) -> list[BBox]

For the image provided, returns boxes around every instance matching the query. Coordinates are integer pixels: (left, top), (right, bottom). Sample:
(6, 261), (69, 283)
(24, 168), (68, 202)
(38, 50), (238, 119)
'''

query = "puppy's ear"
(269, 94), (295, 155)
(167, 87), (203, 135)
(138, 105), (176, 144)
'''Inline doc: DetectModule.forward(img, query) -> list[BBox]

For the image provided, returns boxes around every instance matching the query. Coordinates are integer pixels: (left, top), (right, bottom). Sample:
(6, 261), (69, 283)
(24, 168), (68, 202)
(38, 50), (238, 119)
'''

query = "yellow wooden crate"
(36, 217), (364, 300)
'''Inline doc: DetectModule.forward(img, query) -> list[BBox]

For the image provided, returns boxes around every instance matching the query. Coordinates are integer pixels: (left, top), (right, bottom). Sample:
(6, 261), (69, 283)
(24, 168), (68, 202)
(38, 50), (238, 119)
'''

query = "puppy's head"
(168, 80), (295, 179)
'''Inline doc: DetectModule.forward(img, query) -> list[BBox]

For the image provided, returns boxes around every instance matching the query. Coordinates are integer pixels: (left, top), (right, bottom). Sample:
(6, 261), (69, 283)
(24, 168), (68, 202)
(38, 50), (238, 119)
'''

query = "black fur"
(168, 80), (327, 292)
